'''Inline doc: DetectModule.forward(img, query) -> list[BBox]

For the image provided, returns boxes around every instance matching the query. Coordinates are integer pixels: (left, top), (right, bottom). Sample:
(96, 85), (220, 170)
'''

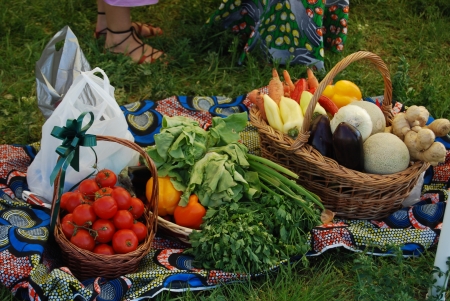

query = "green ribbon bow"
(49, 112), (97, 232)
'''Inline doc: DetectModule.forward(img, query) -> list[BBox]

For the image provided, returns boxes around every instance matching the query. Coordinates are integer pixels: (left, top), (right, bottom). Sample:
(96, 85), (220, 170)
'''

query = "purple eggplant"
(308, 114), (334, 159)
(332, 122), (364, 172)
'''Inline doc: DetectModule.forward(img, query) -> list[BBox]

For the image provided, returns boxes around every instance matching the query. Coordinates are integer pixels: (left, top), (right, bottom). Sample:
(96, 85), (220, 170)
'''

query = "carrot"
(283, 70), (295, 93)
(268, 69), (284, 105)
(306, 68), (319, 89)
(248, 89), (267, 121)
(283, 83), (291, 97)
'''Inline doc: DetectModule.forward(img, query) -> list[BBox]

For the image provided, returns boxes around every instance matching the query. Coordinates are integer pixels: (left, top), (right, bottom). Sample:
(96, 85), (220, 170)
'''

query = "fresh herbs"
(186, 192), (319, 274)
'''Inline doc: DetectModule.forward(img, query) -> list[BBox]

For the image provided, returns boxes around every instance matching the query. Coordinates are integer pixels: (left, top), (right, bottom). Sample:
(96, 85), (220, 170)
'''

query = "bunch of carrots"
(248, 68), (338, 123)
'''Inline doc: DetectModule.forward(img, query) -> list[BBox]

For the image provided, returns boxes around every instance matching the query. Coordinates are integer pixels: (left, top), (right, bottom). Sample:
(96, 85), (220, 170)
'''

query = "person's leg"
(103, 2), (163, 63)
(95, 0), (108, 37)
(96, 0), (162, 39)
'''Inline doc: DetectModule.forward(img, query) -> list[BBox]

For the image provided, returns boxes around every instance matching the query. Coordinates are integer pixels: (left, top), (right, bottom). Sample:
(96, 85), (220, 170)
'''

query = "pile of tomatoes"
(59, 169), (147, 255)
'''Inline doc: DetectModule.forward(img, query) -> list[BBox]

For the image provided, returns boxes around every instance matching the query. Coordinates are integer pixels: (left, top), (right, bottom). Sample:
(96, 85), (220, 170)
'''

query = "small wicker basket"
(51, 135), (159, 280)
(249, 51), (429, 220)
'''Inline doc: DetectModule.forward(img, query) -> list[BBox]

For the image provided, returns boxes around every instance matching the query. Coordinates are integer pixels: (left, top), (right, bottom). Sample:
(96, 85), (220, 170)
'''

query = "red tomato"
(131, 221), (147, 242)
(112, 210), (134, 229)
(95, 169), (118, 188)
(129, 197), (145, 219)
(78, 179), (100, 200)
(95, 187), (114, 200)
(61, 213), (75, 239)
(70, 229), (96, 251)
(72, 204), (97, 227)
(112, 229), (138, 254)
(84, 199), (94, 206)
(93, 244), (115, 255)
(65, 191), (85, 213)
(112, 187), (132, 210)
(93, 196), (118, 220)
(60, 192), (73, 211)
(92, 219), (116, 244)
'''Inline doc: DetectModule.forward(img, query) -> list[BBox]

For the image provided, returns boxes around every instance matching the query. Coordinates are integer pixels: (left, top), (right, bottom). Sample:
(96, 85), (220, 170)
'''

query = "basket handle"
(289, 51), (394, 151)
(50, 135), (159, 230)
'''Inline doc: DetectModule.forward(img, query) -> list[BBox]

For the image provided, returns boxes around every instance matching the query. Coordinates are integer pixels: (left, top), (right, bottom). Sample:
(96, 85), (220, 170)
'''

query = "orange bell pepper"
(173, 194), (206, 230)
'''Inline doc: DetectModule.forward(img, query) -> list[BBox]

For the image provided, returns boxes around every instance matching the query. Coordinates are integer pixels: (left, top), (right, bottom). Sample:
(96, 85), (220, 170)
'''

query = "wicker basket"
(249, 51), (430, 220)
(51, 135), (159, 280)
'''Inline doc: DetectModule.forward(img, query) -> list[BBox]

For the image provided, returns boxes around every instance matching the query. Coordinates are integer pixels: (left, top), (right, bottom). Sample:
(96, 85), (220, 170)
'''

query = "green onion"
(247, 153), (299, 179)
(248, 159), (324, 209)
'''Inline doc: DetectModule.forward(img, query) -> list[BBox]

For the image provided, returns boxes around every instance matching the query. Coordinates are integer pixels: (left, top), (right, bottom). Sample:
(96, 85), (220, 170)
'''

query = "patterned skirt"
(207, 0), (350, 70)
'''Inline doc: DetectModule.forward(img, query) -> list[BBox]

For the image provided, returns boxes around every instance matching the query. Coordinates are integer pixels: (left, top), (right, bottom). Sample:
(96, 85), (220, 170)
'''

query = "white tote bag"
(27, 67), (139, 202)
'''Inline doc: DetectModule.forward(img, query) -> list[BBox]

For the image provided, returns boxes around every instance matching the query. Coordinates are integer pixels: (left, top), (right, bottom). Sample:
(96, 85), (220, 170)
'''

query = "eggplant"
(128, 165), (152, 201)
(308, 114), (334, 158)
(332, 122), (364, 172)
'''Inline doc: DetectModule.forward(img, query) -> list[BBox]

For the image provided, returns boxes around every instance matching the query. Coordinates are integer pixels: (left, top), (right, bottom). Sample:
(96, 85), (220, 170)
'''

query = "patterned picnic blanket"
(1, 93), (449, 300)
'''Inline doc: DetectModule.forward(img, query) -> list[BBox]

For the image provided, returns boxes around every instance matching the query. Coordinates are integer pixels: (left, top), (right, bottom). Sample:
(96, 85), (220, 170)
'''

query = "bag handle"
(82, 67), (111, 91)
(40, 26), (75, 57)
(289, 51), (394, 151)
(69, 67), (121, 121)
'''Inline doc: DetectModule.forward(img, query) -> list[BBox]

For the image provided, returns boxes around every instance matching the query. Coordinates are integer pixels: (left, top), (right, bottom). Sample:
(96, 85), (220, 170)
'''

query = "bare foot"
(105, 29), (164, 64)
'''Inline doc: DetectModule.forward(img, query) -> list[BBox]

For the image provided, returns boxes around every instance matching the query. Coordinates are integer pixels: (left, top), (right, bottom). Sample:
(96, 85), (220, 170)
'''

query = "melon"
(363, 133), (410, 174)
(349, 101), (386, 135)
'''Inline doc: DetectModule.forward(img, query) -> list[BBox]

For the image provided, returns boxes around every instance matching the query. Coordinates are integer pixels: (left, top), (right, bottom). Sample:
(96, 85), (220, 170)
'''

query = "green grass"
(1, 0), (450, 300)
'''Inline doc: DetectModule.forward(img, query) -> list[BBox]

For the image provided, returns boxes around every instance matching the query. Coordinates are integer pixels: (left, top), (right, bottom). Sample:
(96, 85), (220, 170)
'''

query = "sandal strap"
(105, 27), (136, 52)
(106, 27), (163, 64)
(106, 27), (145, 55)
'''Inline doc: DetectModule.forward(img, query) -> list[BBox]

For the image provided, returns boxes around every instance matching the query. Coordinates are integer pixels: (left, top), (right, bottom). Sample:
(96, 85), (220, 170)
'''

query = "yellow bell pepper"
(322, 80), (362, 108)
(263, 94), (284, 132)
(146, 176), (182, 216)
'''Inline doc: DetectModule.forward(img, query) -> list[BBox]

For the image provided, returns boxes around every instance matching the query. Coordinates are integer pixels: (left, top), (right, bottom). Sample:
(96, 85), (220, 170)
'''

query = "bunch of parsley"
(186, 193), (318, 274)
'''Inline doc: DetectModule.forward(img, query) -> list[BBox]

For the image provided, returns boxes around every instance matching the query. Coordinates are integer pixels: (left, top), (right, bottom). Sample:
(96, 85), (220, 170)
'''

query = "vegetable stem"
(247, 154), (299, 179)
(257, 172), (316, 217)
(249, 160), (324, 209)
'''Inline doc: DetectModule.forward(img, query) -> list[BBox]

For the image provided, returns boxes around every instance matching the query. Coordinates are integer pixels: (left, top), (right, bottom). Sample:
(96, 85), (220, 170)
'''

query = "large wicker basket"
(249, 51), (430, 220)
(51, 135), (159, 280)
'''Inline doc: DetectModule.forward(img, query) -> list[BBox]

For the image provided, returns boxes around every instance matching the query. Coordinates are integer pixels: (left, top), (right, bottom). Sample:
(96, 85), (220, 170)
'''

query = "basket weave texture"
(249, 51), (430, 220)
(51, 135), (159, 280)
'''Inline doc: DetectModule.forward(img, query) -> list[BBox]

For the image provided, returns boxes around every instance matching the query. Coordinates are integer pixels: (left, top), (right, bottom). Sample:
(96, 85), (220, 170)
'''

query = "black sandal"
(105, 27), (164, 64)
(95, 12), (163, 39)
